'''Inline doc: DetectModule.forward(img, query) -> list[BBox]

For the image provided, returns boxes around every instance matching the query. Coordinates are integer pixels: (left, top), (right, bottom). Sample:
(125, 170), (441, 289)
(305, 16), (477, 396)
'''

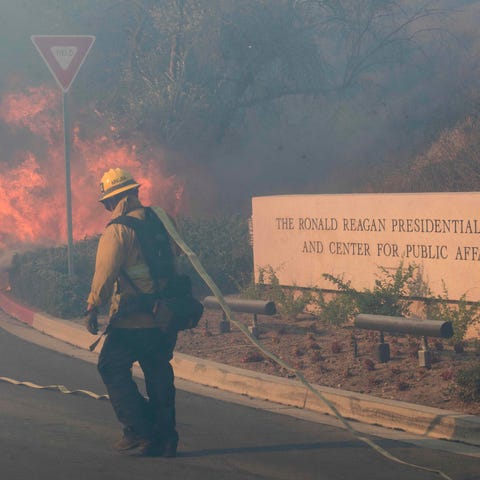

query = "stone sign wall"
(251, 193), (480, 301)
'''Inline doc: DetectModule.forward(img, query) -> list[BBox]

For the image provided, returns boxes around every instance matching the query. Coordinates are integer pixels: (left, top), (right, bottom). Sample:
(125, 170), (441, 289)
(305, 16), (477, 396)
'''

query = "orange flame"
(0, 86), (185, 249)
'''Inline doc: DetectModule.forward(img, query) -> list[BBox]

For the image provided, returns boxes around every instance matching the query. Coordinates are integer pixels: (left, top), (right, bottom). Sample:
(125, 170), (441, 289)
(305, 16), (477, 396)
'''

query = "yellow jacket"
(87, 194), (178, 328)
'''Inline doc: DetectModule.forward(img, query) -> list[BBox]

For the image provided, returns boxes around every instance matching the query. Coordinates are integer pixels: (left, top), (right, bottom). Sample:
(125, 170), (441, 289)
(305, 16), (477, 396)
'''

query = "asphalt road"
(0, 323), (479, 480)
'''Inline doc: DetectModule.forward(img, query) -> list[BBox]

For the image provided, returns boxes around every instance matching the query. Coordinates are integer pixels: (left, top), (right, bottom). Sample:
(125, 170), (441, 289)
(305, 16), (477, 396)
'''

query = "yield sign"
(31, 35), (95, 92)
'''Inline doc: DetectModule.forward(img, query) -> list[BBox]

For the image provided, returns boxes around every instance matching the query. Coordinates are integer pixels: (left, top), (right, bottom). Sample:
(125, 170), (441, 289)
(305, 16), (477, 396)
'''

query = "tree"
(95, 0), (447, 148)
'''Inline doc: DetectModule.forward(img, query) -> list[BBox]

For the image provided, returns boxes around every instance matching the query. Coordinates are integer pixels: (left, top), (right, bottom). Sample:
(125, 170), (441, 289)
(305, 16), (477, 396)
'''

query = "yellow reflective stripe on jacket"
(124, 263), (150, 283)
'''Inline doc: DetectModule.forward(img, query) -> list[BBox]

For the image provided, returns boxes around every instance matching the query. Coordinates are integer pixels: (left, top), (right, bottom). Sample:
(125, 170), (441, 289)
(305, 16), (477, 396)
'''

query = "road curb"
(1, 291), (479, 446)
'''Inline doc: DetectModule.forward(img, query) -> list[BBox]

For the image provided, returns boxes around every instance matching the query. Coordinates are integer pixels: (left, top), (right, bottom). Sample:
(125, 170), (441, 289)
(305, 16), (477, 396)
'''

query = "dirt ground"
(175, 309), (480, 416)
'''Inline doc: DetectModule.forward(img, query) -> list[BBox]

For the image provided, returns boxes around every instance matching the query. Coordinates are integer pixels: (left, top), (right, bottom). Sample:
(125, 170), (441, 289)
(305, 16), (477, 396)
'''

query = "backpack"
(108, 207), (203, 331)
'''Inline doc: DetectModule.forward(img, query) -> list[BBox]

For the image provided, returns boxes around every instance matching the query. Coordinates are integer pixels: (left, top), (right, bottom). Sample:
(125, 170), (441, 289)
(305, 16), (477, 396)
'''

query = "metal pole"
(63, 91), (74, 276)
(249, 313), (259, 338)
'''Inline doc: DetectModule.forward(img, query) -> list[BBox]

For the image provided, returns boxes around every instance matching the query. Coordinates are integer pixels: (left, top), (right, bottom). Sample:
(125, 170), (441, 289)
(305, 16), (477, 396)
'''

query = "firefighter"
(85, 167), (179, 457)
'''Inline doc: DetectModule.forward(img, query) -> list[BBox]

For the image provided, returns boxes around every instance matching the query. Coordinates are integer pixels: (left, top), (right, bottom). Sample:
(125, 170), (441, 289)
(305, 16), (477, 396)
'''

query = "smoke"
(204, 1), (480, 209)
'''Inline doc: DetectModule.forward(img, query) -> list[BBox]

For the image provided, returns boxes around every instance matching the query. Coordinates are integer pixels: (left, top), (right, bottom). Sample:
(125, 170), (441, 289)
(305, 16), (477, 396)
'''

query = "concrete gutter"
(0, 291), (479, 447)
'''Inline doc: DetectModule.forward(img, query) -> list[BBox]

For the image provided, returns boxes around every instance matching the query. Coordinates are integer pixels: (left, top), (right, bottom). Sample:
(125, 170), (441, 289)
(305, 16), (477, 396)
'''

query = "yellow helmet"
(99, 168), (140, 201)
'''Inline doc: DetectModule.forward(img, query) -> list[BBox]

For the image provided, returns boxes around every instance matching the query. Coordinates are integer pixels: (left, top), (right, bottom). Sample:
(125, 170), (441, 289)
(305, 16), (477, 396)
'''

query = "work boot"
(113, 428), (143, 451)
(159, 437), (178, 458)
(137, 437), (178, 458)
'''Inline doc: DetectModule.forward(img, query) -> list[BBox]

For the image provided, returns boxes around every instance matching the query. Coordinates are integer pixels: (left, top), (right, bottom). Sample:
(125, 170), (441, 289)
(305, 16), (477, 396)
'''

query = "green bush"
(315, 290), (358, 326)
(261, 266), (316, 318)
(322, 262), (418, 318)
(176, 215), (253, 295)
(425, 284), (480, 345)
(241, 262), (421, 323)
(8, 237), (98, 318)
(240, 265), (317, 319)
(455, 363), (480, 403)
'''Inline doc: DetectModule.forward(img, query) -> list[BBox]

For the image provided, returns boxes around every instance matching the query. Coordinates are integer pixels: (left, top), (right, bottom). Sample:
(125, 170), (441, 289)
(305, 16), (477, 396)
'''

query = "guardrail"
(203, 296), (276, 336)
(354, 313), (454, 368)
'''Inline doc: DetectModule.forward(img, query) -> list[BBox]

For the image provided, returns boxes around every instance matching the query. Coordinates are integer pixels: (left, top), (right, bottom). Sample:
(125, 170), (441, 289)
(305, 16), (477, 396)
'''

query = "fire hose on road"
(0, 208), (455, 480)
(0, 376), (109, 401)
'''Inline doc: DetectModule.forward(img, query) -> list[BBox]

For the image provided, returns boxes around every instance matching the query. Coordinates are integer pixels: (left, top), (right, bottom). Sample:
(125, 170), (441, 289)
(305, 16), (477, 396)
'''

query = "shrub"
(455, 364), (480, 403)
(241, 351), (265, 363)
(322, 262), (418, 317)
(243, 265), (316, 319)
(310, 350), (324, 362)
(396, 380), (410, 391)
(176, 214), (253, 295)
(330, 341), (343, 354)
(8, 237), (98, 318)
(441, 368), (454, 381)
(363, 358), (375, 371)
(292, 346), (305, 357)
(315, 289), (357, 326)
(368, 377), (382, 387)
(426, 284), (480, 345)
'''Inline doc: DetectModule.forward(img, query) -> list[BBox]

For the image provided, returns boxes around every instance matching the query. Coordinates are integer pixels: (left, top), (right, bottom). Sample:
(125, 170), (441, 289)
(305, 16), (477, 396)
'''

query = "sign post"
(31, 35), (95, 277)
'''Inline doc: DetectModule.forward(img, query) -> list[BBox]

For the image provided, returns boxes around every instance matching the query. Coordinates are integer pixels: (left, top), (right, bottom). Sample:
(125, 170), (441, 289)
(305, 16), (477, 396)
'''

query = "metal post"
(249, 313), (259, 338)
(418, 336), (432, 368)
(376, 330), (390, 363)
(219, 312), (231, 333)
(63, 91), (74, 276)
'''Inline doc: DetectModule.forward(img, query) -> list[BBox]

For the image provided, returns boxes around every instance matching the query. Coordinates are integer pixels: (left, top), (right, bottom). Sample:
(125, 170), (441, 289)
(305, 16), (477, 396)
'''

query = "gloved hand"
(84, 307), (99, 335)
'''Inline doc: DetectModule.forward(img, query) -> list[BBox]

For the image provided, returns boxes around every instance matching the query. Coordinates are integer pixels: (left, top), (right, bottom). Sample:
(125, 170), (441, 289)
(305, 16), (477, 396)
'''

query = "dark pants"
(98, 328), (178, 444)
